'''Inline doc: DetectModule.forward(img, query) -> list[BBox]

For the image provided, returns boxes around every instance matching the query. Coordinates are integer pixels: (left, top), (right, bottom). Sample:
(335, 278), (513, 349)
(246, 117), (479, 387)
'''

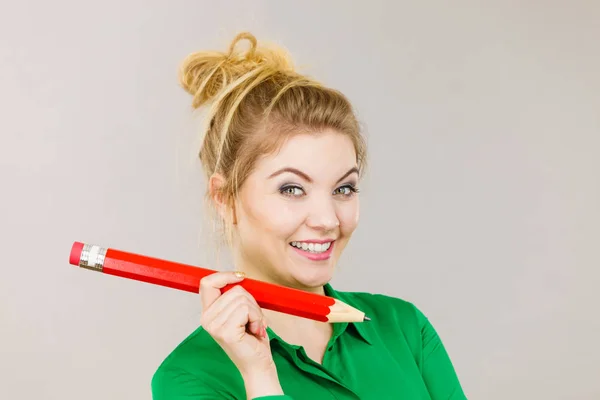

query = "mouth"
(289, 240), (335, 261)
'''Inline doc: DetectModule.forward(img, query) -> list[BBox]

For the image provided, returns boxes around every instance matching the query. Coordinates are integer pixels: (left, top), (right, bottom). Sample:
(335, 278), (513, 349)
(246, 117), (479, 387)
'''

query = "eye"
(279, 185), (305, 197)
(334, 184), (359, 197)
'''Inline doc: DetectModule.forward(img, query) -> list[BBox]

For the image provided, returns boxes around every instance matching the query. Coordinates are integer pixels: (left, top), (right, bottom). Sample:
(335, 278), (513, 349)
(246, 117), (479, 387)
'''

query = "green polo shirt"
(151, 284), (467, 399)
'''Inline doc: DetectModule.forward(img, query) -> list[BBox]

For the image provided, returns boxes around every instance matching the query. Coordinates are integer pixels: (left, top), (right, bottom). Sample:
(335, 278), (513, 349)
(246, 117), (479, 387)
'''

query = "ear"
(208, 173), (237, 224)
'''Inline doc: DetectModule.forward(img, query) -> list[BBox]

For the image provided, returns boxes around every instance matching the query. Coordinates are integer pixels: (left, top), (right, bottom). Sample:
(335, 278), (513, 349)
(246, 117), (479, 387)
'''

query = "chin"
(289, 264), (335, 290)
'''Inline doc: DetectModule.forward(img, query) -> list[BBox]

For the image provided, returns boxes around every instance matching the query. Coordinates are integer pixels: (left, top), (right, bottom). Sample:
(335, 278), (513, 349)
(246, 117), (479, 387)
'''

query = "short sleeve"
(151, 366), (296, 400)
(151, 366), (233, 399)
(415, 307), (468, 400)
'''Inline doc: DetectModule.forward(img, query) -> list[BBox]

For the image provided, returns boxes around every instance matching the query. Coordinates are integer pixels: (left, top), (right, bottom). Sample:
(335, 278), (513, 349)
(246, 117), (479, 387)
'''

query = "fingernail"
(262, 326), (268, 339)
(234, 271), (245, 279)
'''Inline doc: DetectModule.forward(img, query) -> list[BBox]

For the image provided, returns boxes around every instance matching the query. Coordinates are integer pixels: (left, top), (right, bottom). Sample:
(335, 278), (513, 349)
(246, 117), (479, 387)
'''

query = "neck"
(263, 307), (333, 343)
(231, 250), (331, 339)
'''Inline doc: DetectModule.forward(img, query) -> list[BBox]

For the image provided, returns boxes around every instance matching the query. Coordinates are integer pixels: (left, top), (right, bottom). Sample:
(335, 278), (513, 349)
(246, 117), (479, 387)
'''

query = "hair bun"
(178, 32), (295, 109)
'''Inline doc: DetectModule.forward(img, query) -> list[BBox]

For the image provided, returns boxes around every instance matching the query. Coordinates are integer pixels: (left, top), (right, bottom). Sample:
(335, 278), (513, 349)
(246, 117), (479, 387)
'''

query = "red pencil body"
(70, 242), (335, 322)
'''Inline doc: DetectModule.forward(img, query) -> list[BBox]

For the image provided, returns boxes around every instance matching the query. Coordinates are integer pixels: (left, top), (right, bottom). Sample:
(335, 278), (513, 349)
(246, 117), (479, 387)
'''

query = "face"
(231, 129), (360, 292)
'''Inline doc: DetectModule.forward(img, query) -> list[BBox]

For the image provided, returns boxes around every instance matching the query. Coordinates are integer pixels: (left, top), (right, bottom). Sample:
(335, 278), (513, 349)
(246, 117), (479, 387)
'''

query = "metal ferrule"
(79, 243), (107, 272)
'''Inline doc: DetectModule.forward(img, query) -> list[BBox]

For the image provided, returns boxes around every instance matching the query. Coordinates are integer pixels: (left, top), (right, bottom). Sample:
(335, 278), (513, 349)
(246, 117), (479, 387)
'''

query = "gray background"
(1, 1), (599, 399)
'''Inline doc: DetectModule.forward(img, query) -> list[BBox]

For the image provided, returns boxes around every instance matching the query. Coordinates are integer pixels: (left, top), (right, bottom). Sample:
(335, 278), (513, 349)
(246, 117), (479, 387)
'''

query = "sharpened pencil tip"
(363, 315), (371, 321)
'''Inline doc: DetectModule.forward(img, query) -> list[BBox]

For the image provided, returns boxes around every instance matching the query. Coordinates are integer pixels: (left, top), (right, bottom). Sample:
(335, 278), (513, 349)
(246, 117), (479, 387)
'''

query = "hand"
(199, 271), (284, 397)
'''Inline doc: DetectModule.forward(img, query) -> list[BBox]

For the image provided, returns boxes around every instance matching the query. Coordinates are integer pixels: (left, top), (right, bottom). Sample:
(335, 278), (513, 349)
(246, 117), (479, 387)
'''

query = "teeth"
(290, 241), (332, 253)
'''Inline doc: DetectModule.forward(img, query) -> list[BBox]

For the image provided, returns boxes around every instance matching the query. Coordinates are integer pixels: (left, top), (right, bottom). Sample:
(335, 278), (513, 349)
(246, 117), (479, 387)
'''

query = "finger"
(201, 286), (266, 338)
(199, 271), (245, 310)
(208, 290), (265, 337)
(201, 285), (260, 324)
(209, 295), (265, 340)
(227, 300), (265, 340)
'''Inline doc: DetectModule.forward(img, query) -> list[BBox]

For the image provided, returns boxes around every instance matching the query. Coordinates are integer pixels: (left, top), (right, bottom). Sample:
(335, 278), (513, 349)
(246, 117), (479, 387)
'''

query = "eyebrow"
(267, 166), (359, 184)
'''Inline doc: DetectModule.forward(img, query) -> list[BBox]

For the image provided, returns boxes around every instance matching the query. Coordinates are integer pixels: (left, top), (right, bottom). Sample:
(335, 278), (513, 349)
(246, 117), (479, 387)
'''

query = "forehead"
(256, 130), (357, 177)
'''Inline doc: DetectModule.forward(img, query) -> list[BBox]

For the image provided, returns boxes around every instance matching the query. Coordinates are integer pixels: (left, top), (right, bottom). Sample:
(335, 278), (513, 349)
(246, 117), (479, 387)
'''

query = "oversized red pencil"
(69, 241), (368, 323)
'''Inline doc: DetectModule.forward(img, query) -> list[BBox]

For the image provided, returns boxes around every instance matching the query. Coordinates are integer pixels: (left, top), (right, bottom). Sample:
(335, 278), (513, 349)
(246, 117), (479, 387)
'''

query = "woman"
(152, 32), (467, 399)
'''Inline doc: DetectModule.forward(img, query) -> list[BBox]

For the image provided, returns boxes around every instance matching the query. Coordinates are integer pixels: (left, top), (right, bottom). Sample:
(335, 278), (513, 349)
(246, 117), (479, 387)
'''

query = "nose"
(305, 195), (340, 231)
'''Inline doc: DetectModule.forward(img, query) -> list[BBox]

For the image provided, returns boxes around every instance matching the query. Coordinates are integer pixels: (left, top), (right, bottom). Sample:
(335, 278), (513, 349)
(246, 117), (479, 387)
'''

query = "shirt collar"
(323, 283), (373, 345)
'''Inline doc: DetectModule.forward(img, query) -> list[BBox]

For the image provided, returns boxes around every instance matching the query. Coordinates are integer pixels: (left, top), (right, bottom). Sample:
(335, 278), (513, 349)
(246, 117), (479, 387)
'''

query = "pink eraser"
(70, 241), (84, 265)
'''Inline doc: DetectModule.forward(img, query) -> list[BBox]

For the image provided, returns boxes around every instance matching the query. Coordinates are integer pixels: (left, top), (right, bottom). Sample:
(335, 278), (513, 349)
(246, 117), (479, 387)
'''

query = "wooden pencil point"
(327, 299), (369, 323)
(363, 316), (371, 321)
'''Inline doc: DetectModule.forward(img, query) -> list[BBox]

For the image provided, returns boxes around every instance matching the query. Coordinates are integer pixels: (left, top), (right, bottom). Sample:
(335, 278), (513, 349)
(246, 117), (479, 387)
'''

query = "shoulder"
(151, 326), (244, 398)
(338, 288), (427, 326)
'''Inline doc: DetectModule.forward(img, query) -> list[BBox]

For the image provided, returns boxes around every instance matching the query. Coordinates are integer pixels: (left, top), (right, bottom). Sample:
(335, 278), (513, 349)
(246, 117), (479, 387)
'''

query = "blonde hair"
(178, 32), (367, 246)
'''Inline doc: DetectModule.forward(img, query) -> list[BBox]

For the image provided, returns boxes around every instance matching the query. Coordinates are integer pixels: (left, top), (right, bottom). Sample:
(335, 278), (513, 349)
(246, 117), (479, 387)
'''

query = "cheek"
(238, 195), (306, 243)
(338, 199), (359, 235)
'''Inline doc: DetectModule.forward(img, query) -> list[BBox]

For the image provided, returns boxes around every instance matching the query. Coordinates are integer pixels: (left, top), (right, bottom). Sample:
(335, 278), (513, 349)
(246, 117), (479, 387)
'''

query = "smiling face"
(230, 129), (360, 292)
